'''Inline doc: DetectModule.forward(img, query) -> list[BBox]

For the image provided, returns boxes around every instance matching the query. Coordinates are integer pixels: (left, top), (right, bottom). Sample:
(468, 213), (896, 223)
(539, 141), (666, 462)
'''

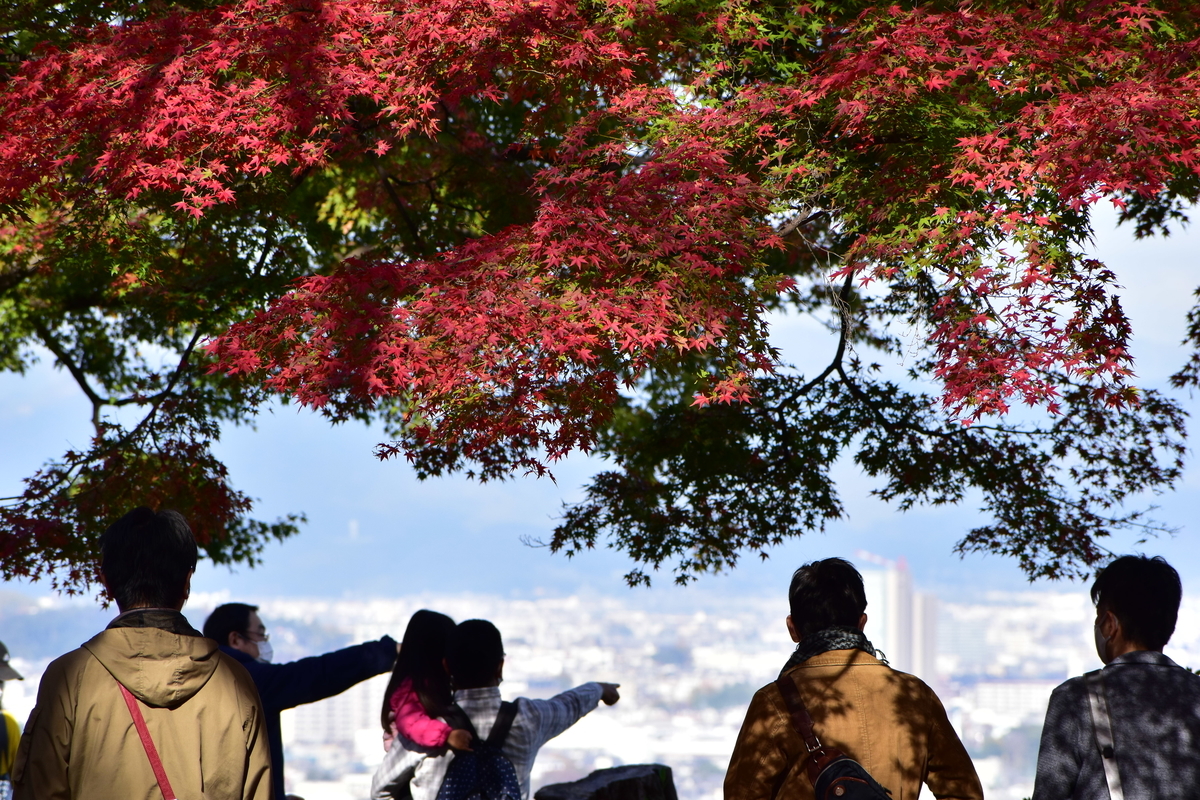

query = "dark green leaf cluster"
(555, 267), (1187, 585)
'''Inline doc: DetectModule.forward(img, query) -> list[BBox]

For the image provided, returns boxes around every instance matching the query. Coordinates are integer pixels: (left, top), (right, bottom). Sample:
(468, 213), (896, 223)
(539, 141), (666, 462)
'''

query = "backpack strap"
(443, 703), (478, 739)
(118, 683), (177, 800)
(485, 701), (518, 749)
(443, 701), (517, 750)
(774, 675), (849, 786)
(1084, 670), (1124, 800)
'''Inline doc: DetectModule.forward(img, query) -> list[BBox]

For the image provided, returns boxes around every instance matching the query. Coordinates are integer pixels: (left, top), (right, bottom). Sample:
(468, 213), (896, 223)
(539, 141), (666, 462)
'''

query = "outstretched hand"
(448, 729), (474, 751)
(599, 683), (621, 706)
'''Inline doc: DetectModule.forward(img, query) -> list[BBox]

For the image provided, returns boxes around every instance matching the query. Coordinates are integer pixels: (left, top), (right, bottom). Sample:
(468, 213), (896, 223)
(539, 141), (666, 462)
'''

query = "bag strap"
(774, 676), (847, 785)
(118, 683), (177, 800)
(774, 676), (822, 751)
(1084, 670), (1124, 800)
(443, 701), (517, 750)
(485, 701), (518, 749)
(443, 703), (478, 739)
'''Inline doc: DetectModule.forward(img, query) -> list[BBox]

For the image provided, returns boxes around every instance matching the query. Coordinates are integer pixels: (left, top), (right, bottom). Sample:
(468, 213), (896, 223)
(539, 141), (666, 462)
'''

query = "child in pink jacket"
(381, 610), (472, 752)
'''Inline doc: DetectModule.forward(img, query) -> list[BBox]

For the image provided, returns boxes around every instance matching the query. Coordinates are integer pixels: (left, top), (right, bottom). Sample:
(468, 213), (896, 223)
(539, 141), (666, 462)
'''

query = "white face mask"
(255, 640), (274, 664)
(1094, 621), (1110, 665)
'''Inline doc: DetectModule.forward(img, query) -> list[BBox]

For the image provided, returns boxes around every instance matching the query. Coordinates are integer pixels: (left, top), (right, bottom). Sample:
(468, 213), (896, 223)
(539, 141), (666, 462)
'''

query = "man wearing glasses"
(204, 603), (398, 800)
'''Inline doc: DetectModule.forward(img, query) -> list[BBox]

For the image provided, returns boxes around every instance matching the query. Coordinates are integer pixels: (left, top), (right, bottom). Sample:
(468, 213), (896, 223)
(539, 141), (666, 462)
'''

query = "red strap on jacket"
(118, 682), (177, 800)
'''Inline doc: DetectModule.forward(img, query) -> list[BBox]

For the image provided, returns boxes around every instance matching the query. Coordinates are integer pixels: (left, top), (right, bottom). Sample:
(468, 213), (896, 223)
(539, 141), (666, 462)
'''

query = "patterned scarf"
(779, 625), (885, 678)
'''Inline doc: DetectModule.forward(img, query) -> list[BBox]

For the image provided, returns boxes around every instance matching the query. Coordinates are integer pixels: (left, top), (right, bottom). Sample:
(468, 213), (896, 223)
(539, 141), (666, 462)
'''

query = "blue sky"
(1, 205), (1197, 602)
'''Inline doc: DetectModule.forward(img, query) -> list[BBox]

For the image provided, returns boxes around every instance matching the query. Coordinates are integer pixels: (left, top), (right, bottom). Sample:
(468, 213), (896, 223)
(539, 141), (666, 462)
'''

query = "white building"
(857, 552), (937, 684)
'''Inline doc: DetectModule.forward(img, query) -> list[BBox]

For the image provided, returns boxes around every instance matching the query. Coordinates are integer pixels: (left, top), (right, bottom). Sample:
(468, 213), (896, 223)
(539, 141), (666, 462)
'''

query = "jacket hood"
(83, 626), (220, 708)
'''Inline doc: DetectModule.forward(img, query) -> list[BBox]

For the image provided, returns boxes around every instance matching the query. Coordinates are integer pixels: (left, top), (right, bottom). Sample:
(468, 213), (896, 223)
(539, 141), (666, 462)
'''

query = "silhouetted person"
(372, 619), (619, 800)
(205, 601), (398, 800)
(725, 557), (982, 800)
(0, 640), (23, 797)
(13, 507), (270, 800)
(1033, 555), (1200, 798)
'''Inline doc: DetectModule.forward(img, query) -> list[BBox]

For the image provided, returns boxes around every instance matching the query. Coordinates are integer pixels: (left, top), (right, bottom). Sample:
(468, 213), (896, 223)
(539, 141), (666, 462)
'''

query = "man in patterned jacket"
(1033, 555), (1200, 798)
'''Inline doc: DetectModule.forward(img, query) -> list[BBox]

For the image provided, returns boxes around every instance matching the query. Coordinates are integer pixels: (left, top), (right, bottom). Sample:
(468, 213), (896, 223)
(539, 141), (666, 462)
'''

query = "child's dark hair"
(380, 609), (456, 733)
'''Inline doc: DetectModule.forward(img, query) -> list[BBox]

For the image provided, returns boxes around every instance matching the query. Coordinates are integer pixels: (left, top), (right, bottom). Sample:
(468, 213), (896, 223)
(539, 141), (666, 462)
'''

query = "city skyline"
(3, 563), (1197, 800)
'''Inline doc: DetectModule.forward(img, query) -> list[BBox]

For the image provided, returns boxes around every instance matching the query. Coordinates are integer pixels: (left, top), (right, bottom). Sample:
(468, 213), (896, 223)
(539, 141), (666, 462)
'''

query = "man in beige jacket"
(12, 507), (271, 800)
(725, 558), (983, 800)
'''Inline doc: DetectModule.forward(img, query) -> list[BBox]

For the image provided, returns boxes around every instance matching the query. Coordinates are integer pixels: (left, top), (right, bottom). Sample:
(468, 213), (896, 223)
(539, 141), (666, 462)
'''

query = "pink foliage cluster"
(0, 0), (649, 214)
(211, 85), (775, 470)
(769, 2), (1198, 415)
(4, 0), (1200, 468)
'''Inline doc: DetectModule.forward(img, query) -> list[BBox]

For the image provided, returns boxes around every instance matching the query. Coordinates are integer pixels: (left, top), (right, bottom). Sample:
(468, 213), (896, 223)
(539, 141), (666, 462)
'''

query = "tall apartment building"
(858, 552), (938, 684)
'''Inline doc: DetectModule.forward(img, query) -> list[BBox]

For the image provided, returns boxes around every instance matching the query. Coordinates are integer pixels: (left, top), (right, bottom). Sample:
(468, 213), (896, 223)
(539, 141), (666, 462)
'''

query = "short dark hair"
(446, 619), (504, 690)
(788, 557), (868, 638)
(203, 603), (259, 648)
(100, 507), (198, 611)
(1091, 555), (1181, 651)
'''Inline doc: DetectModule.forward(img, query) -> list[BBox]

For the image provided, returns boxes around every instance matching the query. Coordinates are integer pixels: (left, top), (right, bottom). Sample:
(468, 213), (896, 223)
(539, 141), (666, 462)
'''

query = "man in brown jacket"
(725, 558), (983, 800)
(12, 507), (271, 800)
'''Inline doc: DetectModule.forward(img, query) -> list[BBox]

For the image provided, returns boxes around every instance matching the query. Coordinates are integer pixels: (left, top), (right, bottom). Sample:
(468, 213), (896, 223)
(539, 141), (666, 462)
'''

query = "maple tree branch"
(0, 447), (93, 505)
(1051, 497), (1175, 536)
(7, 324), (208, 508)
(161, 329), (203, 397)
(968, 423), (1051, 437)
(833, 359), (957, 442)
(374, 163), (429, 258)
(32, 320), (105, 432)
(427, 188), (483, 216)
(24, 324), (206, 509)
(835, 361), (896, 431)
(118, 327), (205, 444)
(376, 169), (453, 189)
(781, 269), (855, 407)
(777, 209), (829, 238)
(11, 328), (211, 507)
(249, 216), (279, 278)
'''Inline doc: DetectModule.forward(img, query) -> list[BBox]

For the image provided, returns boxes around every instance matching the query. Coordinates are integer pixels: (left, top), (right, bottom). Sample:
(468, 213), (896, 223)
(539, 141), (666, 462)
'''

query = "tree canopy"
(1, 0), (1197, 591)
